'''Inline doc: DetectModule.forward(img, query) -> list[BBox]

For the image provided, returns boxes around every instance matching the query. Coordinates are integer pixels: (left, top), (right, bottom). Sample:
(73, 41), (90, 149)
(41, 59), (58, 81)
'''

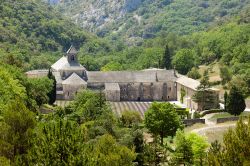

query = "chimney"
(174, 66), (177, 77)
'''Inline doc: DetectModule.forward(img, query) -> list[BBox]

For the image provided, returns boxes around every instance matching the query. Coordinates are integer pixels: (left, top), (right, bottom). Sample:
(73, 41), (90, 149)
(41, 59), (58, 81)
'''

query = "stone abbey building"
(29, 46), (218, 111)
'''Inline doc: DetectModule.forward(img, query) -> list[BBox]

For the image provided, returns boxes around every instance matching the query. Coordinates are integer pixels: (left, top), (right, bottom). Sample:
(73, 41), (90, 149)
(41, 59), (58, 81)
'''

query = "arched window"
(71, 55), (75, 61)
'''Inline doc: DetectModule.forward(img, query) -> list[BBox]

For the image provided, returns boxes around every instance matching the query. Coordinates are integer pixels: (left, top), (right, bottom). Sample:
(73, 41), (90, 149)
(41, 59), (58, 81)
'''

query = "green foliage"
(58, 0), (250, 41)
(27, 119), (87, 165)
(161, 44), (172, 69)
(101, 62), (123, 71)
(121, 110), (142, 128)
(86, 134), (136, 166)
(187, 67), (201, 79)
(208, 117), (250, 165)
(0, 101), (36, 163)
(68, 90), (107, 123)
(193, 70), (209, 111)
(171, 130), (209, 166)
(226, 85), (246, 116)
(187, 133), (209, 165)
(180, 88), (186, 104)
(144, 102), (183, 144)
(47, 68), (57, 104)
(171, 130), (194, 165)
(26, 77), (53, 107)
(220, 66), (232, 85)
(172, 49), (197, 74)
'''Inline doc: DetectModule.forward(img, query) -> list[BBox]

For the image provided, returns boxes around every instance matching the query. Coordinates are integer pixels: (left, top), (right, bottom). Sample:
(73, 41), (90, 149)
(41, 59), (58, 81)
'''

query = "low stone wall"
(183, 119), (205, 126)
(217, 117), (241, 123)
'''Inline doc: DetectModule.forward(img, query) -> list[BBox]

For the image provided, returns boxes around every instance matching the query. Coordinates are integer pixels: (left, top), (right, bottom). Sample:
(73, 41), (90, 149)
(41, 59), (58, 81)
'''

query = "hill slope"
(0, 0), (113, 70)
(56, 0), (250, 44)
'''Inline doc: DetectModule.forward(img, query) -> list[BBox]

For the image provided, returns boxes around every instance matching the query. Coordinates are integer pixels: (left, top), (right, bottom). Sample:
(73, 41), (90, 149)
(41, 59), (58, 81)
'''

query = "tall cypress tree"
(161, 45), (171, 69)
(47, 68), (56, 105)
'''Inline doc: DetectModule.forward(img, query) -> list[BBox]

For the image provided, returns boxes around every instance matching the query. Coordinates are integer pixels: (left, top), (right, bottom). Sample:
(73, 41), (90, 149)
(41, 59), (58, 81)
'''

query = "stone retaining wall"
(217, 117), (242, 123)
(183, 119), (205, 126)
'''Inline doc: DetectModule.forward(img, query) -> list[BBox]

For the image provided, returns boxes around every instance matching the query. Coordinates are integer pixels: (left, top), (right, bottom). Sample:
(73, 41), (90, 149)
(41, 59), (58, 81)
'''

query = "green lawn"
(209, 112), (250, 121)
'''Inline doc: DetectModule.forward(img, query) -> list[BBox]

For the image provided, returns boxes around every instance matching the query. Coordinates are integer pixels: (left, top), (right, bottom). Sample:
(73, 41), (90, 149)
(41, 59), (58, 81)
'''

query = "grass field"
(208, 112), (250, 121)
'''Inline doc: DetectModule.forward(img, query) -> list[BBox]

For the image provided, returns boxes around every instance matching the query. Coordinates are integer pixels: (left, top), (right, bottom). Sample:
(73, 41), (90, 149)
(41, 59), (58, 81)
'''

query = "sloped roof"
(176, 76), (200, 90)
(51, 56), (85, 71)
(62, 73), (87, 85)
(87, 70), (177, 83)
(51, 56), (68, 71)
(66, 45), (77, 54)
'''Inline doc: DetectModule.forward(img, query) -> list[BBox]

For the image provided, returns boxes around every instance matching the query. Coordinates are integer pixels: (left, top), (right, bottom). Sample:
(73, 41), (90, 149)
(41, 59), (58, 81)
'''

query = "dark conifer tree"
(47, 68), (56, 105)
(224, 91), (228, 111)
(161, 45), (171, 69)
(226, 86), (246, 116)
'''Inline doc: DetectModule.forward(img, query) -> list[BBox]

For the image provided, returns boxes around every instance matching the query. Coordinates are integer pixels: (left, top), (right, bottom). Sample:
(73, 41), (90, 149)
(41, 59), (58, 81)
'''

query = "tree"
(192, 70), (214, 111)
(144, 102), (183, 145)
(180, 88), (186, 104)
(187, 67), (201, 79)
(224, 91), (228, 111)
(187, 133), (209, 166)
(27, 119), (87, 165)
(47, 68), (56, 105)
(0, 101), (36, 163)
(226, 86), (246, 116)
(172, 130), (194, 166)
(69, 90), (107, 123)
(207, 117), (250, 165)
(220, 66), (232, 85)
(161, 44), (171, 69)
(121, 110), (142, 128)
(26, 77), (53, 107)
(172, 49), (196, 75)
(87, 134), (136, 166)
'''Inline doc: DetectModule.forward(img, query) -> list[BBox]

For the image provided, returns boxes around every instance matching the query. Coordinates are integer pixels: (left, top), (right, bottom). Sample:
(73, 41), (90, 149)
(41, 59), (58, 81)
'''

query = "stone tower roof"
(66, 45), (77, 54)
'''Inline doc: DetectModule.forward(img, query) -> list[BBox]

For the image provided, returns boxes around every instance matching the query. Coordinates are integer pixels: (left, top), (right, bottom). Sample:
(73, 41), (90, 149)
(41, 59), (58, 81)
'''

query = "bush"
(121, 110), (142, 127)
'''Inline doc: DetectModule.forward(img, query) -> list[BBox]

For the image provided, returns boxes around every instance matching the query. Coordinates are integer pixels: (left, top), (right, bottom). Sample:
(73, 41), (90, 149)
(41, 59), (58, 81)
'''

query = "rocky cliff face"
(55, 0), (250, 45)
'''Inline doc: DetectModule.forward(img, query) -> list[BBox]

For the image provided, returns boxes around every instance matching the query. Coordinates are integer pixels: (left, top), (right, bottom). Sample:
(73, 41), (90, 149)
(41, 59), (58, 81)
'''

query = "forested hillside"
(56, 0), (250, 45)
(0, 0), (114, 70)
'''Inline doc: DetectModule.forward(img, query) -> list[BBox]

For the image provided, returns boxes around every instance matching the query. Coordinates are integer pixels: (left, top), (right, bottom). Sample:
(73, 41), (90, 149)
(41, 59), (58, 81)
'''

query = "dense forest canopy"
(0, 0), (116, 70)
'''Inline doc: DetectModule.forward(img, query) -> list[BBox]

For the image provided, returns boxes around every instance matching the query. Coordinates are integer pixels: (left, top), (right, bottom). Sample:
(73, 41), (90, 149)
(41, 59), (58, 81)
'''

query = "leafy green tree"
(69, 90), (107, 123)
(187, 67), (201, 79)
(101, 62), (123, 71)
(226, 86), (246, 116)
(0, 101), (36, 163)
(187, 133), (209, 166)
(27, 120), (87, 166)
(121, 110), (142, 128)
(144, 102), (183, 145)
(27, 77), (53, 107)
(172, 130), (194, 166)
(220, 66), (232, 85)
(86, 134), (136, 166)
(172, 49), (196, 75)
(161, 44), (171, 69)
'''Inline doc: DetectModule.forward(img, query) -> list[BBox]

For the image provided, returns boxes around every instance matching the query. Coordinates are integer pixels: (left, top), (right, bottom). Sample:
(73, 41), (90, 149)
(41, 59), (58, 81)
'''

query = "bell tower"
(66, 45), (78, 64)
